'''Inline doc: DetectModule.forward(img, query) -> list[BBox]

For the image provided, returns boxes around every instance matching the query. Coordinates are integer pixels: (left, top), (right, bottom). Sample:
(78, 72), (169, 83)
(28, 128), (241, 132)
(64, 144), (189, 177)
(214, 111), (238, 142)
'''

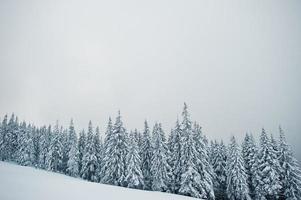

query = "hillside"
(0, 161), (196, 200)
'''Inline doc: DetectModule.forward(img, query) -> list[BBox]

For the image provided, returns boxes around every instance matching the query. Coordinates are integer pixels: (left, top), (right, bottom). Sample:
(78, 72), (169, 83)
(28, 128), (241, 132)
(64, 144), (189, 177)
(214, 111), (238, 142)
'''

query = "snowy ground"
(0, 161), (196, 200)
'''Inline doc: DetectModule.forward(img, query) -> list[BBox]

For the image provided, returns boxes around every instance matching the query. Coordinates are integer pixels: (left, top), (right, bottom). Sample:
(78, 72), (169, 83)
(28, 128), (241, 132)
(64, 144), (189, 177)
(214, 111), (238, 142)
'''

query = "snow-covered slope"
(0, 161), (196, 200)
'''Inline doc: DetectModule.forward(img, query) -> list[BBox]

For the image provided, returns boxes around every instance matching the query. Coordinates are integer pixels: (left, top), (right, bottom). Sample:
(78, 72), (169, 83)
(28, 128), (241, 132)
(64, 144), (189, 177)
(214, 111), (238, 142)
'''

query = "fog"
(0, 0), (300, 160)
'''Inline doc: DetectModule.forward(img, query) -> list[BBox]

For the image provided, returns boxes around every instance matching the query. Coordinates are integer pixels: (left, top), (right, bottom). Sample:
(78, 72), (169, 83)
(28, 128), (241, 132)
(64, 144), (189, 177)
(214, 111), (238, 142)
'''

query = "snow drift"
(0, 161), (196, 200)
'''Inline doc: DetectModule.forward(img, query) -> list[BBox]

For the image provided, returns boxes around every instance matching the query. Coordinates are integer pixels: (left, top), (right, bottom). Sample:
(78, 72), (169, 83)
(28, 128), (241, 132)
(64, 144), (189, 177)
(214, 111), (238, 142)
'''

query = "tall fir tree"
(211, 140), (228, 200)
(94, 126), (102, 181)
(178, 104), (214, 199)
(193, 122), (215, 199)
(38, 125), (52, 169)
(125, 131), (144, 189)
(278, 127), (301, 200)
(32, 126), (42, 167)
(253, 128), (282, 200)
(0, 115), (8, 160)
(101, 112), (128, 186)
(81, 121), (98, 182)
(242, 133), (258, 198)
(66, 119), (79, 177)
(151, 123), (170, 192)
(46, 121), (63, 172)
(18, 123), (35, 166)
(226, 136), (250, 200)
(5, 114), (19, 161)
(78, 129), (86, 175)
(168, 119), (182, 193)
(99, 117), (113, 182)
(140, 120), (153, 190)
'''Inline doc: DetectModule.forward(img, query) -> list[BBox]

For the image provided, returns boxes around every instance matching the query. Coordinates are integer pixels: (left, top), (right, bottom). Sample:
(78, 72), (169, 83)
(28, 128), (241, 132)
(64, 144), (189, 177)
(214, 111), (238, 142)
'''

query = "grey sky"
(0, 0), (301, 160)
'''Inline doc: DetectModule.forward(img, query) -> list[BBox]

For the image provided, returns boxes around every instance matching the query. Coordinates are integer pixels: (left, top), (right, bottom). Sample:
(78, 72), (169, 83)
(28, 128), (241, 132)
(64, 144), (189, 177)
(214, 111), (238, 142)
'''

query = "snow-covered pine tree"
(38, 125), (52, 169)
(177, 103), (213, 199)
(46, 121), (63, 172)
(66, 119), (79, 177)
(168, 119), (182, 193)
(242, 133), (258, 198)
(140, 120), (153, 190)
(81, 121), (98, 182)
(226, 136), (250, 200)
(78, 129), (86, 175)
(32, 126), (42, 167)
(151, 122), (170, 192)
(60, 128), (69, 173)
(93, 126), (102, 181)
(211, 140), (228, 200)
(253, 128), (282, 200)
(5, 114), (19, 161)
(99, 117), (113, 182)
(125, 131), (144, 189)
(101, 112), (128, 186)
(133, 129), (142, 154)
(278, 127), (301, 200)
(18, 122), (35, 166)
(192, 122), (215, 200)
(0, 115), (8, 161)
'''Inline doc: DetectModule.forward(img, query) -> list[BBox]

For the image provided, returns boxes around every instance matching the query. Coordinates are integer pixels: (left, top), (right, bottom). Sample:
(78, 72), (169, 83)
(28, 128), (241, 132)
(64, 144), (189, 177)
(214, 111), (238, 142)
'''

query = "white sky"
(0, 0), (300, 160)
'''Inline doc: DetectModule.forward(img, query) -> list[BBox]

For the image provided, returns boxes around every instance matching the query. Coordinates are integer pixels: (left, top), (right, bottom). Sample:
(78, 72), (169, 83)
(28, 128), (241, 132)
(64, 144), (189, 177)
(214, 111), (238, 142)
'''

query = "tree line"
(0, 103), (300, 200)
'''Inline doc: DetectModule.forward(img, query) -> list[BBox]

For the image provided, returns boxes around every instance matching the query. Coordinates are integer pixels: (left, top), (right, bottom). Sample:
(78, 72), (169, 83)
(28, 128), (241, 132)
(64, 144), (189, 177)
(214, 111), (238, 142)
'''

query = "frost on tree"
(94, 126), (102, 181)
(78, 129), (86, 176)
(101, 112), (128, 186)
(140, 120), (153, 190)
(226, 136), (250, 200)
(278, 127), (301, 200)
(151, 123), (170, 192)
(125, 131), (144, 189)
(178, 103), (214, 199)
(0, 115), (8, 161)
(81, 121), (98, 182)
(211, 140), (227, 200)
(253, 128), (281, 200)
(66, 119), (79, 177)
(242, 133), (257, 198)
(18, 122), (34, 166)
(168, 119), (182, 193)
(38, 125), (52, 169)
(46, 121), (63, 172)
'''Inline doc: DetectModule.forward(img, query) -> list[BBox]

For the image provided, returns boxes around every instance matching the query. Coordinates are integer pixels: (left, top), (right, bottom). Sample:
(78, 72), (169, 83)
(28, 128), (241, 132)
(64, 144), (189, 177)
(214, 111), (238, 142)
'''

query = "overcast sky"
(0, 0), (300, 160)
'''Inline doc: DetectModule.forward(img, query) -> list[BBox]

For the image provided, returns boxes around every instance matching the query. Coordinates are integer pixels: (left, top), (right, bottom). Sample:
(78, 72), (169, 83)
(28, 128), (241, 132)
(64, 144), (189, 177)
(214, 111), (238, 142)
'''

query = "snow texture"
(0, 161), (198, 200)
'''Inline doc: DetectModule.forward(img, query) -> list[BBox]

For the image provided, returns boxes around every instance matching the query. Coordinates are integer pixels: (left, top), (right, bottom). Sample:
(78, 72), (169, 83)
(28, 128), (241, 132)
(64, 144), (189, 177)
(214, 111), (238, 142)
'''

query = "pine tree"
(32, 126), (42, 167)
(94, 126), (102, 181)
(211, 140), (228, 200)
(168, 119), (182, 193)
(101, 112), (128, 186)
(78, 129), (86, 175)
(253, 128), (282, 200)
(38, 125), (52, 169)
(125, 132), (144, 189)
(5, 114), (19, 161)
(151, 123), (170, 192)
(193, 122), (215, 199)
(18, 123), (35, 166)
(99, 117), (113, 182)
(81, 121), (98, 182)
(178, 103), (214, 199)
(140, 120), (153, 190)
(0, 115), (8, 160)
(278, 127), (301, 200)
(66, 119), (79, 177)
(60, 128), (69, 173)
(46, 121), (63, 172)
(242, 133), (258, 198)
(226, 136), (250, 200)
